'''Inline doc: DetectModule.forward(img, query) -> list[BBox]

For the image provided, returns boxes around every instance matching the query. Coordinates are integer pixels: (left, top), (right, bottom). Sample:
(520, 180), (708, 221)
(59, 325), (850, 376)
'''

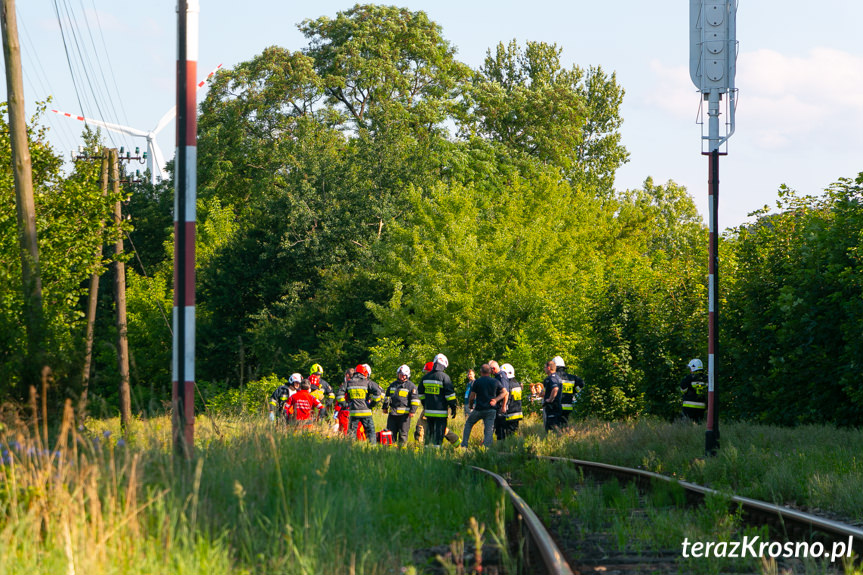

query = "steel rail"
(469, 465), (575, 575)
(540, 456), (863, 554)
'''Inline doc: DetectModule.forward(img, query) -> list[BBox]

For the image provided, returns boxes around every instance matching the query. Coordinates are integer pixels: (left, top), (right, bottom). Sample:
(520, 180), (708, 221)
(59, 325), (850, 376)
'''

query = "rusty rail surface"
(540, 455), (863, 554)
(469, 465), (575, 575)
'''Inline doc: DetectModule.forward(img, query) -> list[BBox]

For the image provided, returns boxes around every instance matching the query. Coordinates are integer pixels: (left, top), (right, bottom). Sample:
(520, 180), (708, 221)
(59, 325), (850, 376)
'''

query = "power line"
(17, 9), (77, 156)
(87, 0), (131, 128)
(77, 0), (128, 129)
(52, 0), (99, 145)
(53, 0), (119, 149)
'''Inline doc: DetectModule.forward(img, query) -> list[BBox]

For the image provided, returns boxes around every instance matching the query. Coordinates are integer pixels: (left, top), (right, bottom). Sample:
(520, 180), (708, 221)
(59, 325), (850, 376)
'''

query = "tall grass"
(0, 411), (504, 574)
(518, 416), (863, 519)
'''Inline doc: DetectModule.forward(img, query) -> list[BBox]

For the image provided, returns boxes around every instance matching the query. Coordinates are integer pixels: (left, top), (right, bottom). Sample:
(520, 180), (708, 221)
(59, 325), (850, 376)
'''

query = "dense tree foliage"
(464, 40), (628, 194)
(3, 4), (861, 427)
(0, 112), (120, 402)
(723, 181), (863, 425)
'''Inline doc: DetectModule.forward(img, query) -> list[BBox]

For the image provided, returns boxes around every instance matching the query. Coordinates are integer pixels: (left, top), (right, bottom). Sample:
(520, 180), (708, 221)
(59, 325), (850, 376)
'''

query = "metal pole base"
(705, 429), (720, 457)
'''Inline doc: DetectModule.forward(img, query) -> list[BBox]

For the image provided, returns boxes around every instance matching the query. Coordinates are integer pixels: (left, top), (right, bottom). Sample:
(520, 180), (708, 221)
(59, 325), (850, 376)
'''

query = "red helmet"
(355, 364), (369, 377)
(423, 361), (434, 373)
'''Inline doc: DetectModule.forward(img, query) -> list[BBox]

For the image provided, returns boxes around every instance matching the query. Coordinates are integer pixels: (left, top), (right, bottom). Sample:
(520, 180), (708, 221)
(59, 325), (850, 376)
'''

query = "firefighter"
(680, 358), (708, 422)
(415, 361), (461, 446)
(489, 360), (511, 441)
(337, 364), (383, 444)
(418, 353), (457, 447)
(414, 362), (433, 443)
(542, 359), (564, 433)
(268, 380), (293, 423)
(500, 363), (524, 437)
(307, 363), (335, 418)
(383, 364), (420, 447)
(334, 368), (355, 436)
(285, 378), (325, 427)
(553, 356), (584, 424)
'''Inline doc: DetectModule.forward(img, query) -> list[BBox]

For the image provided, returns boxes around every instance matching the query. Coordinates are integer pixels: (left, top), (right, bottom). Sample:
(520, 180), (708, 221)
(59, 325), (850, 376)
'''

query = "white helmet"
(501, 363), (515, 379)
(289, 373), (302, 385)
(688, 358), (703, 372)
(433, 353), (449, 369)
(552, 356), (565, 368)
(397, 364), (411, 377)
(362, 363), (372, 377)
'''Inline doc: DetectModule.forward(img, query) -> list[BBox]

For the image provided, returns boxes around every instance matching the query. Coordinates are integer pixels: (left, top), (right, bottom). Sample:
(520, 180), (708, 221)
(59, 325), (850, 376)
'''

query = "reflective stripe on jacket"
(505, 379), (524, 421)
(384, 379), (420, 415)
(419, 368), (456, 418)
(556, 367), (584, 412)
(680, 370), (708, 409)
(336, 374), (382, 418)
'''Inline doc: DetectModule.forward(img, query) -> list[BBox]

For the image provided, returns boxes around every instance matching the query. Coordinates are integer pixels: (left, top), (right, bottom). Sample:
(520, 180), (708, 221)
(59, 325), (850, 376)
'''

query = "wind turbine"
(53, 64), (222, 184)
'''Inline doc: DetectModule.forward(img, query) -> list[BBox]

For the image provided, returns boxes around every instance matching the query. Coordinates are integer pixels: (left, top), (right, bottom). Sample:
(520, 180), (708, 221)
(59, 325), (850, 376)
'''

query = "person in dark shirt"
(461, 364), (507, 448)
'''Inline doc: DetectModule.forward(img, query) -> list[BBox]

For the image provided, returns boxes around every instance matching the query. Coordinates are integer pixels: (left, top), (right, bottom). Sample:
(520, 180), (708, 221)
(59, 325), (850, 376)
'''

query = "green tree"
(368, 140), (604, 381)
(464, 40), (628, 194)
(300, 4), (469, 133)
(576, 179), (707, 420)
(0, 110), (118, 401)
(723, 180), (863, 425)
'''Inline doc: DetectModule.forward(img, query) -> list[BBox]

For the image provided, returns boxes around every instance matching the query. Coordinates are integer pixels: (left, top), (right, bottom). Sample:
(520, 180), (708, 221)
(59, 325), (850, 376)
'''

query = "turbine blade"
(149, 138), (168, 180)
(152, 63), (222, 135)
(198, 63), (222, 89)
(153, 107), (177, 135)
(51, 109), (147, 138)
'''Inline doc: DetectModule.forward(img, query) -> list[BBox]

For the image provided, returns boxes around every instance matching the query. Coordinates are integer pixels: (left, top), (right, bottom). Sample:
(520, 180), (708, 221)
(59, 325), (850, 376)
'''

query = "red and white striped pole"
(172, 0), (198, 458)
(705, 147), (720, 456)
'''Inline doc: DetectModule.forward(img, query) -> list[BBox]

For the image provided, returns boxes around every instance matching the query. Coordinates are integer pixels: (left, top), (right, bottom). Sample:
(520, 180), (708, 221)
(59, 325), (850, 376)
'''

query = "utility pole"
(690, 0), (738, 456)
(173, 0), (199, 459)
(111, 148), (132, 430)
(80, 150), (110, 414)
(73, 145), (143, 425)
(2, 0), (45, 395)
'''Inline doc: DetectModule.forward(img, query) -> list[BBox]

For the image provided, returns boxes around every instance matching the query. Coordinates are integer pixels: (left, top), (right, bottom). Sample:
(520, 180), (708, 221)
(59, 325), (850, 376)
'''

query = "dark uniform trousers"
(386, 414), (411, 446)
(544, 411), (563, 433)
(426, 417), (448, 446)
(349, 416), (377, 444)
(494, 412), (509, 441)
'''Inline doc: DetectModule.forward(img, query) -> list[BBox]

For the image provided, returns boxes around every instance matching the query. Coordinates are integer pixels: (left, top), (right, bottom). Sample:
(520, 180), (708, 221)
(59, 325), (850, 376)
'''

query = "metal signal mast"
(173, 0), (199, 459)
(690, 0), (738, 456)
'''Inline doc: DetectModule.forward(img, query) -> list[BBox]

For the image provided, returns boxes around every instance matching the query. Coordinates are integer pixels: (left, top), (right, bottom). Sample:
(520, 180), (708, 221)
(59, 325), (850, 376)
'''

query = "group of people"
(267, 353), (708, 447)
(268, 363), (336, 425)
(334, 354), (461, 447)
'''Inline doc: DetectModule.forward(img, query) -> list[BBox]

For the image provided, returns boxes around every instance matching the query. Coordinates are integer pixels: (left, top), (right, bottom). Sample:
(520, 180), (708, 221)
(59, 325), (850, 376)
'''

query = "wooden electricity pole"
(80, 151), (110, 414)
(110, 149), (132, 429)
(2, 0), (45, 393)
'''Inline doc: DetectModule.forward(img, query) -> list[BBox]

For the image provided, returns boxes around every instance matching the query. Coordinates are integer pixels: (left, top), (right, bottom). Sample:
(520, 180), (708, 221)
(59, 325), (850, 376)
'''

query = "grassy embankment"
(3, 409), (861, 574)
(524, 417), (863, 520)
(0, 411), (506, 575)
(468, 417), (863, 574)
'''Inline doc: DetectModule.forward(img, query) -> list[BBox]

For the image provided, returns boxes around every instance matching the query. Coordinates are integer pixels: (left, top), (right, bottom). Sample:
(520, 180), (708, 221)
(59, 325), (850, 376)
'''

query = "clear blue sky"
(6, 1), (863, 228)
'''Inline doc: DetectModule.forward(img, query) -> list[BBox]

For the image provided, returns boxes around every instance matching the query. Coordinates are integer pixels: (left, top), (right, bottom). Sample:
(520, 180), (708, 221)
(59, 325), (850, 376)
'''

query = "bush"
(202, 374), (285, 415)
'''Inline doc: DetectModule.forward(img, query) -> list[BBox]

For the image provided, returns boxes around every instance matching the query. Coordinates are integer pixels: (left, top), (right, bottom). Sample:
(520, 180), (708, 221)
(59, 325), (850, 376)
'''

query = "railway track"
(468, 456), (863, 575)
